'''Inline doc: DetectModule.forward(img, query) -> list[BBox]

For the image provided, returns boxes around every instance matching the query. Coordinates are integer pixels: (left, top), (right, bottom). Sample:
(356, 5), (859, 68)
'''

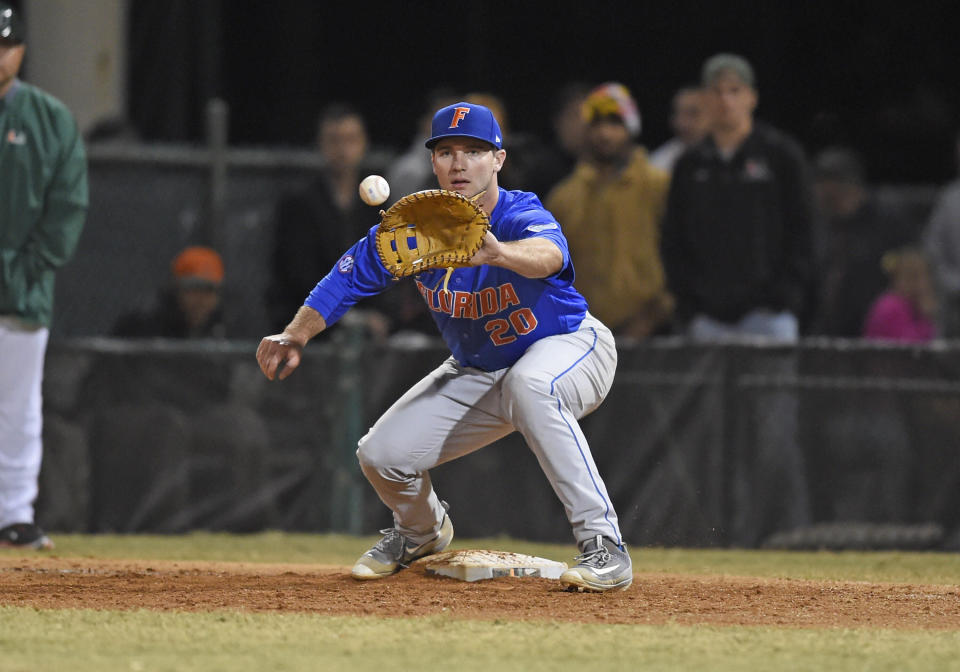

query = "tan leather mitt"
(374, 189), (490, 278)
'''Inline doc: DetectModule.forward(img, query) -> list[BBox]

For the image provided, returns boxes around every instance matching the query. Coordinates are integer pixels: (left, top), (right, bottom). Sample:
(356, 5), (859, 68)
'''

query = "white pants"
(356, 314), (623, 548)
(689, 309), (798, 343)
(0, 317), (49, 528)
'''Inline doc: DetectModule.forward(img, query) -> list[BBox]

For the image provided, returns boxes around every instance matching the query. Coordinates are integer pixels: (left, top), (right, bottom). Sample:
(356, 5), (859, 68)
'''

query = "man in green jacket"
(0, 2), (88, 549)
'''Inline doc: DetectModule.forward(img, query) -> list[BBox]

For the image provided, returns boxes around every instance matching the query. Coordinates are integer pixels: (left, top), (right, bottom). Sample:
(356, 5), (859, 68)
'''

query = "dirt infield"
(2, 556), (958, 629)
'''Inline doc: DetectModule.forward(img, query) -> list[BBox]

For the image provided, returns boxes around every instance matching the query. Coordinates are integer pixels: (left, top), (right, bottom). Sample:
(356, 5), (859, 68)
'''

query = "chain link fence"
(37, 337), (960, 549)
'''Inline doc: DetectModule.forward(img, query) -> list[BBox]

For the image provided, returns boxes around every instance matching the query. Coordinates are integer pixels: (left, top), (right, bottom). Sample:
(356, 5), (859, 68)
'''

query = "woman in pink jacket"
(863, 248), (937, 343)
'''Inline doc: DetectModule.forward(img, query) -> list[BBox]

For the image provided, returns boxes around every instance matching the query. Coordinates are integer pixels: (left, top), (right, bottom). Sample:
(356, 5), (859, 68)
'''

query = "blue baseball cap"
(425, 102), (503, 150)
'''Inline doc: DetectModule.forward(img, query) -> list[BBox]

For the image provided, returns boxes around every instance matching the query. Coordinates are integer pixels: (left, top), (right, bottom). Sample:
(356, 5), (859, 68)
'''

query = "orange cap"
(171, 246), (224, 286)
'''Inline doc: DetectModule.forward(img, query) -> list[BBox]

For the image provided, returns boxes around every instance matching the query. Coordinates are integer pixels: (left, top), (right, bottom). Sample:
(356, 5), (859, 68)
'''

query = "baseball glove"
(374, 189), (490, 280)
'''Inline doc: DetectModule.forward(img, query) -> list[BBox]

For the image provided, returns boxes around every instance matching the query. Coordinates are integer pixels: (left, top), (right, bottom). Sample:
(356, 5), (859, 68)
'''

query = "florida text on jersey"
(305, 188), (589, 371)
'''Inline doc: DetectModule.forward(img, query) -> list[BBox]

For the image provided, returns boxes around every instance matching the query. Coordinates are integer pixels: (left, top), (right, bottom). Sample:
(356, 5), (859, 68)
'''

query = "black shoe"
(0, 523), (55, 550)
(560, 535), (632, 592)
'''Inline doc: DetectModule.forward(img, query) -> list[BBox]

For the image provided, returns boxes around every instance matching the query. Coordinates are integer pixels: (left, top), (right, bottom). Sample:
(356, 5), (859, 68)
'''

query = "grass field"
(1, 533), (959, 672)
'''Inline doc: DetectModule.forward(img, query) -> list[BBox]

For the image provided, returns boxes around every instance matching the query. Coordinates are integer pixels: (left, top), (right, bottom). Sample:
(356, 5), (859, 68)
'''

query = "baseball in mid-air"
(359, 175), (390, 206)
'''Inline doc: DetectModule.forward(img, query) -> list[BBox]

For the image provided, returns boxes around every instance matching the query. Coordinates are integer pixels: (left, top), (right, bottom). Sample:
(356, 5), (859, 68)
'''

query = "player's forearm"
(486, 238), (563, 279)
(282, 305), (328, 345)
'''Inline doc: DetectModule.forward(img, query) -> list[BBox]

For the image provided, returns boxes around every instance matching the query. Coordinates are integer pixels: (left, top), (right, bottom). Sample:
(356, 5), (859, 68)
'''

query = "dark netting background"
(39, 337), (960, 550)
(38, 149), (959, 549)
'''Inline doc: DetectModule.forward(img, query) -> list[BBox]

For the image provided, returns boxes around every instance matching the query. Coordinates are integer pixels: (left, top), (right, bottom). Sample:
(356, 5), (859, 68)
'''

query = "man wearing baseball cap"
(113, 247), (227, 339)
(661, 53), (815, 341)
(547, 82), (673, 340)
(258, 100), (634, 592)
(421, 101), (506, 214)
(1, 1), (88, 550)
(660, 54), (815, 544)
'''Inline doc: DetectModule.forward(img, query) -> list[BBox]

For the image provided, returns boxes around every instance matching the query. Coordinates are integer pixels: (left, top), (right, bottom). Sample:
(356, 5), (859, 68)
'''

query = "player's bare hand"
(469, 231), (503, 267)
(256, 334), (305, 381)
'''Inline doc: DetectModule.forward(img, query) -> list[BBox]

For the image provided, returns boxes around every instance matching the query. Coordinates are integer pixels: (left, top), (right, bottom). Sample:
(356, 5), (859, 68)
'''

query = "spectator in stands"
(103, 245), (272, 529)
(546, 82), (673, 340)
(661, 53), (815, 342)
(113, 246), (226, 338)
(268, 103), (429, 341)
(267, 103), (380, 332)
(661, 54), (814, 546)
(811, 147), (918, 337)
(1, 2), (88, 550)
(649, 86), (710, 173)
(922, 129), (960, 336)
(524, 82), (591, 198)
(863, 247), (937, 343)
(387, 89), (459, 201)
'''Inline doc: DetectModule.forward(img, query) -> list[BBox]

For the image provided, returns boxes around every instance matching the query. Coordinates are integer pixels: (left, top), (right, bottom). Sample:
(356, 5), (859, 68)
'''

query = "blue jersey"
(305, 188), (589, 371)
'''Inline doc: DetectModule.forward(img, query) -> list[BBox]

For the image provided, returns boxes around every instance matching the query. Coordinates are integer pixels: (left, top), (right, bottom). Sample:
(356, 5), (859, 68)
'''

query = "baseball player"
(257, 101), (631, 592)
(1, 2), (88, 550)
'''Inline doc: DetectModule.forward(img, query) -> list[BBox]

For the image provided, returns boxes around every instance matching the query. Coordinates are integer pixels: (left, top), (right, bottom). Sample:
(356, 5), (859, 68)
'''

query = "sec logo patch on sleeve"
(338, 255), (354, 273)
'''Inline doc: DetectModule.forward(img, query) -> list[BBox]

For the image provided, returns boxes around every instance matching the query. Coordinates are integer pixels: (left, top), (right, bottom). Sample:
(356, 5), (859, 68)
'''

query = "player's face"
(0, 42), (25, 97)
(706, 72), (757, 133)
(431, 138), (505, 198)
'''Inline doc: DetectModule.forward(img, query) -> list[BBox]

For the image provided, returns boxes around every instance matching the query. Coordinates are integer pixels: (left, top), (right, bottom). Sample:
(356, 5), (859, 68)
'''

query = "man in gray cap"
(1, 1), (88, 550)
(661, 53), (815, 342)
(660, 53), (815, 547)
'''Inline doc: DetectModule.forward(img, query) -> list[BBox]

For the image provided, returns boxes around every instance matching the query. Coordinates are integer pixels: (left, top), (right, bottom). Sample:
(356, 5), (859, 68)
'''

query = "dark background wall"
(126, 0), (960, 184)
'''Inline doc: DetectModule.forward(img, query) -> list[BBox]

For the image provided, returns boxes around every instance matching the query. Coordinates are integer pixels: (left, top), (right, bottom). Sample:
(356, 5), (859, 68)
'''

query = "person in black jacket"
(661, 53), (815, 341)
(267, 104), (382, 333)
(267, 103), (434, 342)
(661, 54), (814, 547)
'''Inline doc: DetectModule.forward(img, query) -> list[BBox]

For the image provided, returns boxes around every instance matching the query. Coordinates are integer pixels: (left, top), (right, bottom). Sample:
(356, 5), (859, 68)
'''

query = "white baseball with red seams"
(359, 175), (390, 206)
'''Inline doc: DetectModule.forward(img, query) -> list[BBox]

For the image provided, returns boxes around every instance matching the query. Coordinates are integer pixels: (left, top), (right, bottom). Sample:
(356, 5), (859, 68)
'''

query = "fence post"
(205, 98), (229, 249)
(329, 318), (367, 533)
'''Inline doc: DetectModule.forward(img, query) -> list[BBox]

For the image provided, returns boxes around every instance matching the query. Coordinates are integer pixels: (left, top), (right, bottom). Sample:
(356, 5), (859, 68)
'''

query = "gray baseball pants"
(356, 313), (623, 547)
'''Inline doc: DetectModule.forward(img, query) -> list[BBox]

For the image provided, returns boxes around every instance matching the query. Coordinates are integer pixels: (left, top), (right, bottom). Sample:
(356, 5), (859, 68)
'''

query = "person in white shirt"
(649, 86), (710, 174)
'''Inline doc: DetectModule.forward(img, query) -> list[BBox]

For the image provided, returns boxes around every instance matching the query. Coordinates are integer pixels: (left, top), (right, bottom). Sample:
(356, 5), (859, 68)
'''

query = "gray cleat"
(560, 535), (633, 592)
(351, 511), (454, 580)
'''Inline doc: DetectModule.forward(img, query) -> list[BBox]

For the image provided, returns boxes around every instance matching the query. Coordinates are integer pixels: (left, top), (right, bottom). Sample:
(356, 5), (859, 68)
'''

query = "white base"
(420, 549), (568, 582)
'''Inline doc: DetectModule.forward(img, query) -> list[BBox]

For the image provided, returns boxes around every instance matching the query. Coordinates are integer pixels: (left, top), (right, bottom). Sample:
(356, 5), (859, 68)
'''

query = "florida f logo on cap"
(449, 106), (471, 128)
(426, 102), (503, 149)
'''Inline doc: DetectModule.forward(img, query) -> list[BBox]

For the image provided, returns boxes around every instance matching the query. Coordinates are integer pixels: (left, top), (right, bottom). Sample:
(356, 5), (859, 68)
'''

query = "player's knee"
(500, 368), (553, 418)
(356, 429), (402, 471)
(356, 431), (381, 468)
(502, 366), (550, 399)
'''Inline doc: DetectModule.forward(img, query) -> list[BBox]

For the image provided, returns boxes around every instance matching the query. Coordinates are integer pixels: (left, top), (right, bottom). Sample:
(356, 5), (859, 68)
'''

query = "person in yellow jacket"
(546, 83), (672, 340)
(1, 3), (88, 550)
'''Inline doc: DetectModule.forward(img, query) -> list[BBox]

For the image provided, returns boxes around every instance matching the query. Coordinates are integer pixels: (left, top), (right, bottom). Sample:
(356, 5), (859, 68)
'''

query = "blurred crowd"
(83, 57), (960, 347)
(128, 51), (956, 349)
